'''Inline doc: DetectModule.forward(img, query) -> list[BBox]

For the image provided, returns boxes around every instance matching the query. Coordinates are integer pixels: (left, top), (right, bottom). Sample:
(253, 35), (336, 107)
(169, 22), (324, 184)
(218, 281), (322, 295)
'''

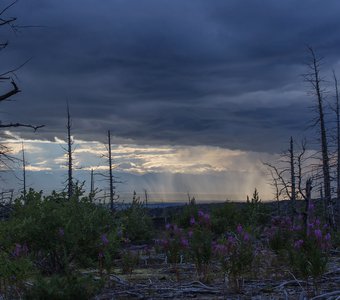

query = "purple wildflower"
(243, 232), (250, 242)
(203, 213), (210, 223)
(190, 216), (196, 226)
(188, 230), (193, 238)
(314, 229), (322, 240)
(315, 219), (321, 227)
(22, 244), (29, 255)
(213, 244), (228, 256)
(12, 244), (22, 257)
(324, 232), (331, 241)
(308, 202), (315, 211)
(98, 251), (104, 259)
(236, 224), (243, 234)
(165, 223), (171, 230)
(58, 227), (65, 237)
(198, 210), (204, 218)
(294, 239), (304, 249)
(227, 235), (237, 247)
(101, 234), (109, 246)
(180, 238), (189, 248)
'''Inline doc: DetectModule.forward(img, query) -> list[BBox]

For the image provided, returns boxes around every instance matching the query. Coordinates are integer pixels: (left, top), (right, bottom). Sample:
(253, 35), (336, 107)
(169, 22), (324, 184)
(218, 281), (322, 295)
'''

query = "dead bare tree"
(21, 142), (26, 202)
(289, 137), (296, 215)
(107, 130), (119, 212)
(0, 1), (44, 131)
(89, 168), (94, 200)
(66, 103), (73, 200)
(264, 138), (314, 218)
(305, 47), (334, 228)
(303, 178), (313, 233)
(0, 1), (44, 177)
(108, 130), (114, 211)
(332, 70), (340, 221)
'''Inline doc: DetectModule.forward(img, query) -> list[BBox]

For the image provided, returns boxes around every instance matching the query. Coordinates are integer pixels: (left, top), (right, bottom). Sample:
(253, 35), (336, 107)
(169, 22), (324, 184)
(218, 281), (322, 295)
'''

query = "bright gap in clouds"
(2, 131), (276, 202)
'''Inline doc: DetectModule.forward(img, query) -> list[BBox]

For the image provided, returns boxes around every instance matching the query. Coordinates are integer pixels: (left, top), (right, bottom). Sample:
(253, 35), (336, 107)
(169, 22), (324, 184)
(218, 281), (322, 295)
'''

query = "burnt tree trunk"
(304, 178), (313, 234)
(67, 103), (73, 200)
(289, 137), (296, 216)
(308, 48), (333, 227)
(22, 142), (26, 203)
(333, 71), (340, 225)
(108, 130), (115, 212)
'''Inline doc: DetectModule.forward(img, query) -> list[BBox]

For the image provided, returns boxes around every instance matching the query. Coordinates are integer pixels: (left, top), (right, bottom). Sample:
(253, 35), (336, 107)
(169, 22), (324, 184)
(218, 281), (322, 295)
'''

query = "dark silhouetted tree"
(305, 47), (334, 227)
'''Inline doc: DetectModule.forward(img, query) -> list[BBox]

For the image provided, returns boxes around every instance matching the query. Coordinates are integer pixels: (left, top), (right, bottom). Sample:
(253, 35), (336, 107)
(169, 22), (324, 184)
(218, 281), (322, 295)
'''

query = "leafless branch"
(0, 123), (44, 131)
(0, 80), (19, 101)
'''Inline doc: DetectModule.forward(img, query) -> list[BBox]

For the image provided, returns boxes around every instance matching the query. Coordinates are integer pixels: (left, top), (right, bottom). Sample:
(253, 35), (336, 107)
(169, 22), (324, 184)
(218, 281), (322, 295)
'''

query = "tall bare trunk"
(108, 130), (115, 212)
(67, 103), (73, 200)
(289, 137), (296, 216)
(308, 48), (333, 226)
(333, 71), (340, 224)
(90, 168), (94, 201)
(22, 142), (26, 203)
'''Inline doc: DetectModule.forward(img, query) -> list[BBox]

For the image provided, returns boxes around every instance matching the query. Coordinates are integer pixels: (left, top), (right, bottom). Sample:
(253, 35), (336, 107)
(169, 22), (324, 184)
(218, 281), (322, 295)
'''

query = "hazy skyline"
(1, 0), (340, 200)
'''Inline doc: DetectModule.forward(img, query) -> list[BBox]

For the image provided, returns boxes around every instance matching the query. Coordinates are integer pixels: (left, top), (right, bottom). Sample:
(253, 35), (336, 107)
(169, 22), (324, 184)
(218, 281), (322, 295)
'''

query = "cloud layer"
(1, 0), (339, 152)
(3, 132), (274, 199)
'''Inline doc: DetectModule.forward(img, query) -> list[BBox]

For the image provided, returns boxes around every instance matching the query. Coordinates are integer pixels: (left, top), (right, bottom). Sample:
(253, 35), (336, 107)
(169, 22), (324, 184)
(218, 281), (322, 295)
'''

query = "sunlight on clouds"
(26, 165), (52, 171)
(1, 132), (272, 175)
(1, 132), (277, 199)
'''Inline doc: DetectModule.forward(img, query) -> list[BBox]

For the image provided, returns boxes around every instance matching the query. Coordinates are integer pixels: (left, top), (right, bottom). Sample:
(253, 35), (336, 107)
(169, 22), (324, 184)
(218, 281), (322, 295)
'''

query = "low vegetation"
(0, 188), (338, 299)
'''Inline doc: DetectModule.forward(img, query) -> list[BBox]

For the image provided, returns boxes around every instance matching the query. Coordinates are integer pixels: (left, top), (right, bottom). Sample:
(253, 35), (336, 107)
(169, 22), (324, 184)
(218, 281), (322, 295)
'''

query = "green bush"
(175, 204), (198, 228)
(0, 251), (34, 298)
(25, 273), (102, 300)
(118, 199), (153, 244)
(0, 189), (119, 275)
(211, 202), (240, 234)
(241, 189), (270, 232)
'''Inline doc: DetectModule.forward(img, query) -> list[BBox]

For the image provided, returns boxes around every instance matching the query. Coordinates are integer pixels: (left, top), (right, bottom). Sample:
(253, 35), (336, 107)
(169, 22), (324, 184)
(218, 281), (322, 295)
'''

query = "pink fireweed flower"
(203, 213), (210, 223)
(22, 244), (28, 255)
(294, 239), (304, 249)
(58, 227), (65, 237)
(292, 225), (302, 232)
(12, 243), (22, 257)
(101, 234), (109, 246)
(227, 235), (237, 247)
(307, 223), (314, 236)
(314, 229), (322, 240)
(213, 243), (228, 256)
(161, 239), (169, 249)
(243, 232), (250, 242)
(236, 224), (243, 234)
(315, 219), (321, 227)
(180, 238), (189, 248)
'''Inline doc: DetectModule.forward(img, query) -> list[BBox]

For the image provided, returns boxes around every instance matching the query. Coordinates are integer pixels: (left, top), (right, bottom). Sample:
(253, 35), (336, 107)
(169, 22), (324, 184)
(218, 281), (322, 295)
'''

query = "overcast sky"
(1, 0), (340, 200)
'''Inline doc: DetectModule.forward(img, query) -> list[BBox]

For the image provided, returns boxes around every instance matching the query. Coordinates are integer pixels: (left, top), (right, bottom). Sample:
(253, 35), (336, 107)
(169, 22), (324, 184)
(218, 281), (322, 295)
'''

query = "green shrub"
(211, 202), (240, 234)
(241, 189), (270, 232)
(118, 199), (153, 244)
(25, 273), (102, 300)
(0, 251), (34, 298)
(288, 219), (331, 284)
(0, 189), (119, 275)
(175, 204), (198, 228)
(214, 225), (254, 291)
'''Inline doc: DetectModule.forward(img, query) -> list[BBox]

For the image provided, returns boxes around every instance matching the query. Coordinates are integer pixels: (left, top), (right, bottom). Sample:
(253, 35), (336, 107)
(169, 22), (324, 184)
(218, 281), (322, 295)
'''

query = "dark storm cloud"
(2, 0), (340, 151)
